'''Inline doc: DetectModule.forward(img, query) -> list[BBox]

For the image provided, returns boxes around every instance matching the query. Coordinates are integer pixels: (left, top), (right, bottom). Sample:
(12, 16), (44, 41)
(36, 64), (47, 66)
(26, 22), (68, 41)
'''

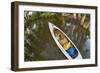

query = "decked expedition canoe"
(48, 22), (82, 59)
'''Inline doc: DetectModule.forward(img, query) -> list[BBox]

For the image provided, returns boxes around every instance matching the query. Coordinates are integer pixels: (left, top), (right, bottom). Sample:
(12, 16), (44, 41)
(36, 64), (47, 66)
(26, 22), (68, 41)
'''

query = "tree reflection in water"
(24, 11), (90, 61)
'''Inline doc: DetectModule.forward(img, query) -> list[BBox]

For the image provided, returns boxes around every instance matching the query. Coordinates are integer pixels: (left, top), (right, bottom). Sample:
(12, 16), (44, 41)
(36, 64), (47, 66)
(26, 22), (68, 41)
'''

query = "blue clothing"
(66, 47), (78, 59)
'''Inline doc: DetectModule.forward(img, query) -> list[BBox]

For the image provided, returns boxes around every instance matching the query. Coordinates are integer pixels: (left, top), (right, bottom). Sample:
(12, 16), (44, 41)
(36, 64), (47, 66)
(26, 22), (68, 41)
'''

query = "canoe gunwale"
(48, 22), (82, 59)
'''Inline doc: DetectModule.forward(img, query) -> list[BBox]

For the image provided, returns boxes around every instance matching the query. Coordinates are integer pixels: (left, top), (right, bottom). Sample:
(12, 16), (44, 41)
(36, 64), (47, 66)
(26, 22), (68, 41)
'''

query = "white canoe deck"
(48, 22), (82, 60)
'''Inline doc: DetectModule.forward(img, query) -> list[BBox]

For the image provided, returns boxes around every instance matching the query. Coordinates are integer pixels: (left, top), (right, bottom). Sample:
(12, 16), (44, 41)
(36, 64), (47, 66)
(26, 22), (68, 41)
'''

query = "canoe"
(48, 22), (82, 59)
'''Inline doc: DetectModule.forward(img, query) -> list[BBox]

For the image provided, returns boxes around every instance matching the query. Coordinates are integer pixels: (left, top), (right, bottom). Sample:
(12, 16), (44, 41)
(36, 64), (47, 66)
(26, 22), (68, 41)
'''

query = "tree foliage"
(24, 11), (90, 61)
